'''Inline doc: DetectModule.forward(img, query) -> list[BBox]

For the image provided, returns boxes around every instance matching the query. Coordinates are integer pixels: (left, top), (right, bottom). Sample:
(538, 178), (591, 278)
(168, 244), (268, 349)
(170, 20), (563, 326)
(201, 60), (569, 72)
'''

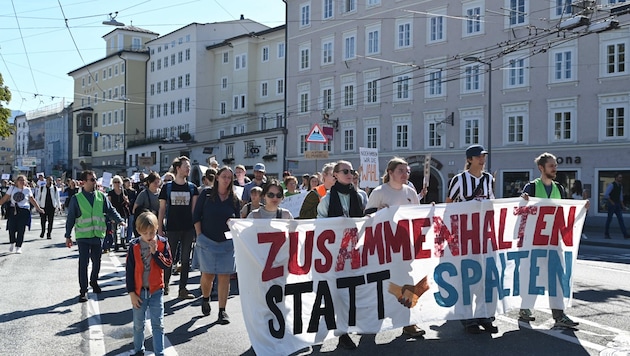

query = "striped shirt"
(447, 171), (494, 202)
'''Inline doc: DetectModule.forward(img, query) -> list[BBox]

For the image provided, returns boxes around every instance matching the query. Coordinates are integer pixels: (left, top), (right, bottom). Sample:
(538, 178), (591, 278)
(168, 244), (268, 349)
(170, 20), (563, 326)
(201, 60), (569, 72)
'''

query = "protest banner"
(359, 147), (379, 188)
(280, 193), (307, 218)
(229, 197), (587, 355)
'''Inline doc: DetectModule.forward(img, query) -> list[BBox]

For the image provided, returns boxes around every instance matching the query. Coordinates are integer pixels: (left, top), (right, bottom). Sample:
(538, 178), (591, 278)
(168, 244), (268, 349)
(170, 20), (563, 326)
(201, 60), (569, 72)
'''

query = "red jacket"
(125, 236), (172, 295)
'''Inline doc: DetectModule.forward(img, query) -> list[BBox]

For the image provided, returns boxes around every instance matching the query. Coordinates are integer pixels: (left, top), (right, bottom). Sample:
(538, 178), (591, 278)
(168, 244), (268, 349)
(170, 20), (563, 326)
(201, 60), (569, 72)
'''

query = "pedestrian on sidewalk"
(37, 176), (61, 239)
(0, 175), (44, 254)
(603, 172), (630, 239)
(519, 152), (589, 328)
(65, 170), (126, 303)
(126, 212), (172, 356)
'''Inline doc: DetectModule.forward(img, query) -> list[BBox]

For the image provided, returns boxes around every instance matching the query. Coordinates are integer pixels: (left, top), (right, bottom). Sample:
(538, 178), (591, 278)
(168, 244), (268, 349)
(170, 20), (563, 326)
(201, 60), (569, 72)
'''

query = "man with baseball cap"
(242, 163), (268, 203)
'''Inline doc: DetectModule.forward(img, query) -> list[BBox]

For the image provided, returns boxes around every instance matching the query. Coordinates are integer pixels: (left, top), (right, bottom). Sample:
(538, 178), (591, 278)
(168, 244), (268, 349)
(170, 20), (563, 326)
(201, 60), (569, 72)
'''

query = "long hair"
(571, 180), (583, 196)
(382, 157), (407, 184)
(209, 166), (238, 205)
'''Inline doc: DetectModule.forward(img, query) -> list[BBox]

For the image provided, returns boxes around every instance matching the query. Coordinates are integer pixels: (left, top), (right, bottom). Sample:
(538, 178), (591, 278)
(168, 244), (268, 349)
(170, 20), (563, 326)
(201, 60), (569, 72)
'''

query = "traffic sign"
(305, 124), (328, 143)
(304, 150), (329, 159)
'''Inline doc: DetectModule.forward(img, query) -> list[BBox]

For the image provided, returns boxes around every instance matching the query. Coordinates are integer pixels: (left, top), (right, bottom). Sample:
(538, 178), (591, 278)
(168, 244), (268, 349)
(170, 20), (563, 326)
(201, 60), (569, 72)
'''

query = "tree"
(0, 73), (13, 137)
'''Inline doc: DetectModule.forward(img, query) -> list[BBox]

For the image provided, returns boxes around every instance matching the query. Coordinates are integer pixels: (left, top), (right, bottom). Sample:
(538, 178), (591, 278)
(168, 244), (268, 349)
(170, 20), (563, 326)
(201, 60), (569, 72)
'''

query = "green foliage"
(0, 73), (12, 137)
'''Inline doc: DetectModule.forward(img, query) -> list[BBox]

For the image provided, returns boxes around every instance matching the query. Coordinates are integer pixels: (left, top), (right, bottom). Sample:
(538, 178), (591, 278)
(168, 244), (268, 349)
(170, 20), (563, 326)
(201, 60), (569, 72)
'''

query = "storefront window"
(502, 171), (530, 198)
(598, 170), (630, 213)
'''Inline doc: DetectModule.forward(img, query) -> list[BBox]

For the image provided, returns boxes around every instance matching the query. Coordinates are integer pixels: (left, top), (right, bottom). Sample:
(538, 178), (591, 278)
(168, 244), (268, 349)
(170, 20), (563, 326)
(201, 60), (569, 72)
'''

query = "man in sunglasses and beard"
(65, 170), (127, 303)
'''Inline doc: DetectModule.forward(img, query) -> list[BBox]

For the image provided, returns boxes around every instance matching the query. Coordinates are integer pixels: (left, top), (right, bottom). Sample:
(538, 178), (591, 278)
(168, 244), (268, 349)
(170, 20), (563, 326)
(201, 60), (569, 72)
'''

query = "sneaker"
(15, 247), (22, 254)
(90, 281), (102, 294)
(9, 243), (15, 253)
(554, 314), (579, 328)
(79, 292), (88, 303)
(465, 325), (482, 334)
(337, 333), (357, 350)
(201, 299), (211, 316)
(480, 322), (499, 333)
(218, 310), (230, 325)
(403, 325), (426, 337)
(519, 309), (536, 321)
(178, 289), (195, 300)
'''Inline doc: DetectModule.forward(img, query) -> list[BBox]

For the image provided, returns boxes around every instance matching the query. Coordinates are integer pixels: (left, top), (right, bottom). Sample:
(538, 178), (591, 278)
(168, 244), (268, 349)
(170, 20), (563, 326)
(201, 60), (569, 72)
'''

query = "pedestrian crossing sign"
(306, 124), (328, 143)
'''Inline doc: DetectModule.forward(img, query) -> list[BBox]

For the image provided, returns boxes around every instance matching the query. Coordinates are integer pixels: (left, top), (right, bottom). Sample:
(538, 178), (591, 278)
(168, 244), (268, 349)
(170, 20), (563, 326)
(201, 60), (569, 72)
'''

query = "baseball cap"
(254, 163), (266, 172)
(466, 145), (488, 158)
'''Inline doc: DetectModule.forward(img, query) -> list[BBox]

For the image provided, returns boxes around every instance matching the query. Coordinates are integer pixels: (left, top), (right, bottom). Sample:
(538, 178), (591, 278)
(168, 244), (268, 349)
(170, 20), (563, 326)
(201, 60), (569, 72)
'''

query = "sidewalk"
(580, 225), (630, 249)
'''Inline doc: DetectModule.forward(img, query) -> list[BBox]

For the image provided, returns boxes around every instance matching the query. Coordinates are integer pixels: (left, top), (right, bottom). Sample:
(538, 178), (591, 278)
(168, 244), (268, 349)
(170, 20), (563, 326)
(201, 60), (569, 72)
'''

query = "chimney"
(240, 14), (245, 20)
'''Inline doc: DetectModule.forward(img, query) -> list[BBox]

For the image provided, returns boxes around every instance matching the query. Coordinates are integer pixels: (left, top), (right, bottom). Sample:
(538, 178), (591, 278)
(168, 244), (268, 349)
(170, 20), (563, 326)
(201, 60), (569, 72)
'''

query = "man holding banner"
(518, 152), (588, 328)
(446, 145), (498, 334)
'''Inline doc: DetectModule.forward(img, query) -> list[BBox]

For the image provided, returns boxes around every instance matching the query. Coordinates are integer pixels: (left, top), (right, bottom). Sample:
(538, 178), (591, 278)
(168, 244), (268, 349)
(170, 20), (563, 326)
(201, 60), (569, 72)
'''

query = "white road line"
(87, 296), (106, 356)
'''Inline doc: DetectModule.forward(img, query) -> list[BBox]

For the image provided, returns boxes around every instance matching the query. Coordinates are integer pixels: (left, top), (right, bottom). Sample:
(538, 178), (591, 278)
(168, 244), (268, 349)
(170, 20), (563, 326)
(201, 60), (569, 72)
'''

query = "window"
(464, 64), (481, 92)
(553, 0), (572, 18)
(171, 78), (176, 91)
(322, 88), (333, 110)
(606, 107), (626, 138)
(343, 84), (354, 107)
(157, 82), (161, 94)
(185, 74), (190, 87)
(300, 45), (310, 70)
(507, 115), (525, 143)
(366, 126), (378, 148)
(301, 3), (311, 27)
(552, 49), (574, 81)
(103, 69), (107, 79)
(343, 128), (354, 152)
(261, 82), (268, 97)
(163, 57), (168, 68)
(463, 118), (480, 145)
(278, 43), (285, 58)
(108, 67), (112, 77)
(427, 122), (443, 147)
(427, 70), (444, 97)
(163, 80), (168, 93)
(226, 143), (234, 158)
(178, 99), (183, 113)
(277, 79), (284, 95)
(395, 124), (409, 149)
(114, 87), (119, 97)
(235, 54), (247, 70)
(221, 77), (228, 90)
(220, 101), (227, 115)
(156, 105), (161, 118)
(299, 132), (309, 154)
(322, 39), (334, 65)
(605, 42), (626, 75)
(465, 6), (482, 35)
(170, 101), (175, 115)
(366, 79), (378, 104)
(114, 111), (118, 123)
(185, 98), (190, 112)
(222, 52), (229, 63)
(171, 54), (176, 66)
(132, 38), (141, 50)
(323, 0), (333, 19)
(108, 89), (112, 99)
(554, 111), (572, 141)
(94, 93), (98, 104)
(508, 0), (526, 26)
(266, 138), (277, 155)
(505, 56), (527, 88)
(178, 76), (183, 88)
(343, 34), (357, 59)
(394, 74), (410, 101)
(108, 112), (112, 125)
(262, 46), (269, 62)
(178, 51), (183, 63)
(150, 106), (155, 119)
(397, 21), (412, 49)
(368, 0), (380, 6)
(163, 103), (168, 117)
(429, 14), (445, 42)
(185, 49), (190, 61)
(344, 0), (356, 13)
(367, 26), (380, 54)
(300, 92), (309, 113)
(157, 59), (161, 70)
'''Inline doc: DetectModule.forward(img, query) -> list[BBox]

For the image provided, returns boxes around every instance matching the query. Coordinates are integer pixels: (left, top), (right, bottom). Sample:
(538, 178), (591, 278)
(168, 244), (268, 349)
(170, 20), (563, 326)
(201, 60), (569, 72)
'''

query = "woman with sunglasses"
(106, 175), (130, 252)
(0, 175), (44, 253)
(192, 166), (241, 324)
(247, 180), (293, 219)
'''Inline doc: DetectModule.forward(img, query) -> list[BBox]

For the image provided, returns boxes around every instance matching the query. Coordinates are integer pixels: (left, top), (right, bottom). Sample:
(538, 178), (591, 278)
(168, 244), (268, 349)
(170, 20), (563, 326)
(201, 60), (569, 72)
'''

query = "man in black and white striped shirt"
(446, 144), (498, 334)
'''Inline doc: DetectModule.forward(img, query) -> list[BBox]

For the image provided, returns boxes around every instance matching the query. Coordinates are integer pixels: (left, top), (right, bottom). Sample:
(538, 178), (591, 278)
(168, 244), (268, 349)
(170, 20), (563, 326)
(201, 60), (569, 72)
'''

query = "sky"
(0, 0), (286, 114)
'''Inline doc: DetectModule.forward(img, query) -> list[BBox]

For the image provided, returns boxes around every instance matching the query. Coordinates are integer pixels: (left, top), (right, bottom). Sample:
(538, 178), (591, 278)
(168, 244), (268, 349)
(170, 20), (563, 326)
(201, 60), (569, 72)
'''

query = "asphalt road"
(1, 215), (630, 356)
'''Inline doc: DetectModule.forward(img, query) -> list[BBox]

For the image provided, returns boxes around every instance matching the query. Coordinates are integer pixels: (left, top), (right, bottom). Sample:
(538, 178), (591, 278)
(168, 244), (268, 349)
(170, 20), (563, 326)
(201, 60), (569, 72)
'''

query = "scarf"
(327, 181), (363, 218)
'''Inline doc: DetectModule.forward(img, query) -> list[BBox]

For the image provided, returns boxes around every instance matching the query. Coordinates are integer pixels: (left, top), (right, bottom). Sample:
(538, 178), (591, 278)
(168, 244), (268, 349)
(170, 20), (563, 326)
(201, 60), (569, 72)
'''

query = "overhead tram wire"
(10, 0), (40, 96)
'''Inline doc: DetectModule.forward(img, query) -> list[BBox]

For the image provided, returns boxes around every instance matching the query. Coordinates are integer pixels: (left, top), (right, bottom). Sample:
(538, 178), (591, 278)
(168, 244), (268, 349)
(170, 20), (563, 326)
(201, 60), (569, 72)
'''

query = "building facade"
(68, 26), (158, 177)
(285, 0), (630, 218)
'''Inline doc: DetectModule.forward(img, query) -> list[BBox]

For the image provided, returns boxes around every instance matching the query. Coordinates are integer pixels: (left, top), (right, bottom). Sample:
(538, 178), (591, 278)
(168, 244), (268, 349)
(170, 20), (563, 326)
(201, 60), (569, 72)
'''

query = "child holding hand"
(126, 212), (172, 356)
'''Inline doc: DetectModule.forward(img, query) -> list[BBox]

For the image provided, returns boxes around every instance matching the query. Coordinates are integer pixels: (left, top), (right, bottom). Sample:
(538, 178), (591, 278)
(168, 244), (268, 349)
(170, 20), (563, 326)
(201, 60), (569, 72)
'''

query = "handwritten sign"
(359, 147), (379, 188)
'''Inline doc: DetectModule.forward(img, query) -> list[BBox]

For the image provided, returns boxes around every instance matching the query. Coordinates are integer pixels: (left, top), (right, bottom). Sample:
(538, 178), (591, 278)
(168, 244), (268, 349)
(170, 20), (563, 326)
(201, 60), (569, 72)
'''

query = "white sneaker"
(15, 247), (22, 254)
(9, 243), (15, 253)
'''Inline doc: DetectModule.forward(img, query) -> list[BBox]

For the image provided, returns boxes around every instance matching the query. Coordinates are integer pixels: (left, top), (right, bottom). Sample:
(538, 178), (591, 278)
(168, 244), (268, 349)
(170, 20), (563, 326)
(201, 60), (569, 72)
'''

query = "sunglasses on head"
(266, 192), (283, 199)
(337, 169), (355, 175)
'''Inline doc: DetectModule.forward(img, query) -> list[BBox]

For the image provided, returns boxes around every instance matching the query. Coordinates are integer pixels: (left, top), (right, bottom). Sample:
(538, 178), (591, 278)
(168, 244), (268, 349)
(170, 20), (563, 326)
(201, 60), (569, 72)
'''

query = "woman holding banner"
(192, 166), (241, 324)
(365, 157), (427, 338)
(445, 145), (499, 335)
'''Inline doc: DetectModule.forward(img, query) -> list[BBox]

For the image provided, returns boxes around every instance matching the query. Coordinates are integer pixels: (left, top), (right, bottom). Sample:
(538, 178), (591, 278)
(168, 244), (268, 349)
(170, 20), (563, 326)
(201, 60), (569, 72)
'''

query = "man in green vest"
(65, 170), (126, 303)
(519, 152), (589, 328)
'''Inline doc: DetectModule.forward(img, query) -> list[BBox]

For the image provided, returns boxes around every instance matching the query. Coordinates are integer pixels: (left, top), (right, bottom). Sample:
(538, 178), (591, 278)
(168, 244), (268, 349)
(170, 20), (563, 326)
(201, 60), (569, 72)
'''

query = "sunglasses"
(337, 169), (356, 175)
(266, 192), (283, 199)
(89, 178), (96, 182)
(113, 181), (121, 184)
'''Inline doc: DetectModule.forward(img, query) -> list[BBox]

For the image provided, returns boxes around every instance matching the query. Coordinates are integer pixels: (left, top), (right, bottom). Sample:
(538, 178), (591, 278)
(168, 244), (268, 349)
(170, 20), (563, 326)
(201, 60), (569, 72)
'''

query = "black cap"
(466, 145), (488, 158)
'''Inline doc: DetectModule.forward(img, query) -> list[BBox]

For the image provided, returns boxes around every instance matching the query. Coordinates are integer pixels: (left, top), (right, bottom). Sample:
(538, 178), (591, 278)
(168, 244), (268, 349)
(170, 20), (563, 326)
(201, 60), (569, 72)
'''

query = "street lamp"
(464, 56), (492, 172)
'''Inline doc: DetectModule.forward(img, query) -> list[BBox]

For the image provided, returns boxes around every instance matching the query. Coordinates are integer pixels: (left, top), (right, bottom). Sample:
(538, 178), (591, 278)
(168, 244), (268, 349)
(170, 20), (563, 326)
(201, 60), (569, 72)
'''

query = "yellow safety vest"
(75, 191), (107, 239)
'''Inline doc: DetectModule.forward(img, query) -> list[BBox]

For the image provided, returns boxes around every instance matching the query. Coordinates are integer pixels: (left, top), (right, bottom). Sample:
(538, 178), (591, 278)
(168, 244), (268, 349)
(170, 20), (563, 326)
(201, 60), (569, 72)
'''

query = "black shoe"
(164, 285), (169, 295)
(465, 325), (482, 334)
(90, 281), (102, 294)
(218, 310), (230, 324)
(40, 232), (45, 238)
(202, 299), (211, 316)
(47, 234), (51, 239)
(480, 322), (499, 333)
(338, 333), (357, 350)
(79, 292), (88, 303)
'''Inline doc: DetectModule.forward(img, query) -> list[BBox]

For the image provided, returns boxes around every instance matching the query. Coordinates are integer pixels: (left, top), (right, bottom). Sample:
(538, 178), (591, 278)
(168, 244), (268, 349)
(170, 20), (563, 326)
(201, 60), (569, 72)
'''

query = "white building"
(285, 0), (630, 220)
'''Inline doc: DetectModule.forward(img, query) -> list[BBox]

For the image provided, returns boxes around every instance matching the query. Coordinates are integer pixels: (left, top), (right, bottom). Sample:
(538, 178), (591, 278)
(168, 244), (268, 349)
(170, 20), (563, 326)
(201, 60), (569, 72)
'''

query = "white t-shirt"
(8, 186), (34, 209)
(366, 183), (419, 211)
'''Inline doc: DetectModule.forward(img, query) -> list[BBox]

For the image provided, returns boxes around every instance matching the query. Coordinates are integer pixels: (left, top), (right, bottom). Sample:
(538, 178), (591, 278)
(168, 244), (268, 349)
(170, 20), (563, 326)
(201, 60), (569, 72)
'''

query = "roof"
(102, 25), (159, 38)
(206, 24), (286, 51)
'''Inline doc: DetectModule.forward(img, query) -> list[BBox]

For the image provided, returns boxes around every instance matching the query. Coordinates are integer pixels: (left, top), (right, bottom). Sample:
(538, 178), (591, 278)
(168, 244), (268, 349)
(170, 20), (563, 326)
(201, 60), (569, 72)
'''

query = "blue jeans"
(133, 288), (165, 356)
(77, 237), (103, 293)
(127, 215), (135, 242)
(605, 203), (628, 236)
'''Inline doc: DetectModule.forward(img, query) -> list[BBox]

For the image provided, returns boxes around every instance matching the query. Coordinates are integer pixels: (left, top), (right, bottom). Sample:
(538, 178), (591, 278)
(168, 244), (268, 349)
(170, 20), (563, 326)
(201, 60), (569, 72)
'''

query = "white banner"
(229, 197), (586, 356)
(279, 193), (307, 218)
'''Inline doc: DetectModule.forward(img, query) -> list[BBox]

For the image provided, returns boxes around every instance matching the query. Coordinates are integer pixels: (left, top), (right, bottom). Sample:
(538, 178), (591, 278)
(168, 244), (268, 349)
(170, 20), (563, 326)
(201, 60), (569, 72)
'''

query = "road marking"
(87, 296), (106, 356)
